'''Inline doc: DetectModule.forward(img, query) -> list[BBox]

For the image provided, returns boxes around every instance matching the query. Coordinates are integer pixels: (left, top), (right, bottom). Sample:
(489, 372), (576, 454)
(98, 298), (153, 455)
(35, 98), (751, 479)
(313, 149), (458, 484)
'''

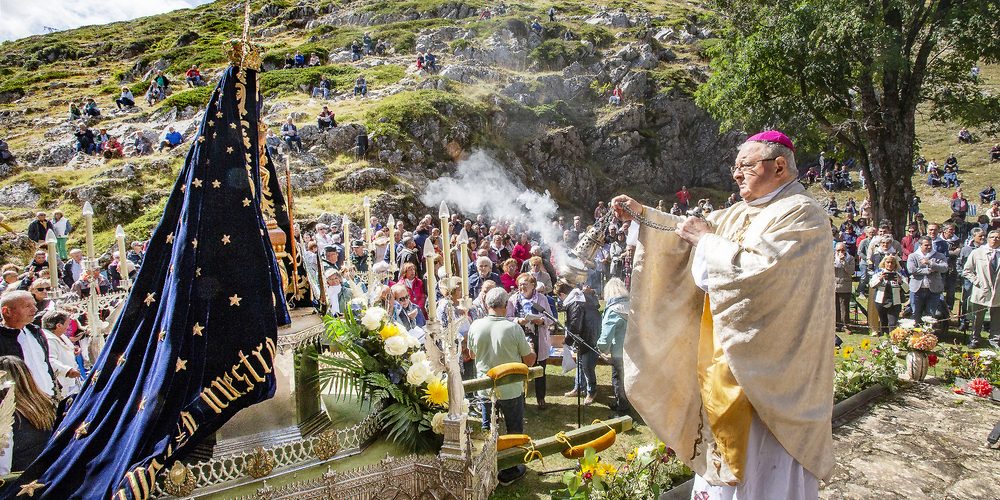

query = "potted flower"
(888, 319), (938, 381)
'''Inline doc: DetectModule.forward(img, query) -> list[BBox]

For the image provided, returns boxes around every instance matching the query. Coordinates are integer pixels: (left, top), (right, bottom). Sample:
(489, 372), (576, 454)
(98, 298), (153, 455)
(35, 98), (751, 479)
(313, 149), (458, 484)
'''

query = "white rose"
(384, 335), (409, 356)
(410, 351), (428, 364)
(431, 412), (447, 434)
(406, 334), (421, 349)
(361, 307), (387, 330)
(406, 360), (430, 385)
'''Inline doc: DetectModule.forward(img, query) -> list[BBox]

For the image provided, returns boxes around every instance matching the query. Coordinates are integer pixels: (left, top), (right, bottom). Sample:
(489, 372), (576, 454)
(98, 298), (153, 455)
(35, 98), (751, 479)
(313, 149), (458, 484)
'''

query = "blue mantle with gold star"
(1, 65), (290, 500)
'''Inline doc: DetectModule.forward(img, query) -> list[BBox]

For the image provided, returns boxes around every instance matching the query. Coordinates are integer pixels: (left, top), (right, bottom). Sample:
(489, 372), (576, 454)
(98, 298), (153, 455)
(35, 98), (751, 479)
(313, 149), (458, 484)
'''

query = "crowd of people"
(1, 210), (148, 472)
(829, 183), (1000, 349)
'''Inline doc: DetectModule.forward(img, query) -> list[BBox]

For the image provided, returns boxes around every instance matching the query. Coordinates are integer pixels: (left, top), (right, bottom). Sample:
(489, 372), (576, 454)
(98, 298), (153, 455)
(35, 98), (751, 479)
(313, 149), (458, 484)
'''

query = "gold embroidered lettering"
(179, 411), (198, 435)
(200, 389), (229, 413)
(232, 365), (255, 391)
(251, 344), (273, 375)
(211, 374), (244, 401)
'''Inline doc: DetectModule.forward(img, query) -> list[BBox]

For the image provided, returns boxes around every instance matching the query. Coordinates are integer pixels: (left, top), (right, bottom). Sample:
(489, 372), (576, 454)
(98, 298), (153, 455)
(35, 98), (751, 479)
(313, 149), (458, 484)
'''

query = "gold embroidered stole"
(697, 295), (753, 483)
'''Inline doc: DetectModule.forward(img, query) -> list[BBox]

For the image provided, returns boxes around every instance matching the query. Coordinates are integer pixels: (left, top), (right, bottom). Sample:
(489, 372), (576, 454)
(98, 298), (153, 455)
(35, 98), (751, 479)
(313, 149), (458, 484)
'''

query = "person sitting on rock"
(363, 32), (373, 54)
(563, 30), (577, 41)
(185, 65), (201, 87)
(374, 39), (386, 56)
(281, 117), (302, 153)
(479, 8), (491, 19)
(531, 18), (543, 36)
(311, 75), (331, 99)
(83, 98), (101, 119)
(992, 143), (1000, 163)
(0, 137), (16, 166)
(68, 103), (81, 123)
(608, 86), (622, 105)
(317, 106), (336, 131)
(144, 85), (161, 107)
(351, 40), (363, 61)
(159, 127), (184, 152)
(102, 136), (124, 161)
(283, 53), (294, 69)
(308, 52), (321, 67)
(927, 168), (944, 187)
(424, 52), (437, 72)
(153, 70), (170, 95)
(265, 129), (283, 163)
(131, 133), (152, 157)
(94, 128), (111, 153)
(354, 74), (367, 97)
(958, 126), (972, 144)
(294, 50), (306, 68)
(115, 87), (135, 110)
(416, 53), (425, 70)
(74, 124), (97, 155)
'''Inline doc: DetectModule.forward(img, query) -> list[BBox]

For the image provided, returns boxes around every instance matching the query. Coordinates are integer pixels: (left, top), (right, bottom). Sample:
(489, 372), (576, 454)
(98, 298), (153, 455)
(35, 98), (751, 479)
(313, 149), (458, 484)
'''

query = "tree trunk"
(863, 115), (915, 241)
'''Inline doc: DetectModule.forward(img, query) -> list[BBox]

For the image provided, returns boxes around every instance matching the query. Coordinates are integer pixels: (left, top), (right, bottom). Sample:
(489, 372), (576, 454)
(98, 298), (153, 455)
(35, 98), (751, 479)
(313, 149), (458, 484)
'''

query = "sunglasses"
(35, 287), (51, 291)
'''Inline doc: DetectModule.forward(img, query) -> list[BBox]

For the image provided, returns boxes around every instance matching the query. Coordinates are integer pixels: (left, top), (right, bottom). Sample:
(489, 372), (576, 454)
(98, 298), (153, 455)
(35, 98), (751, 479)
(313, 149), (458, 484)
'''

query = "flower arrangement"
(834, 340), (899, 401)
(967, 377), (994, 398)
(888, 319), (938, 353)
(317, 298), (449, 453)
(554, 442), (692, 499)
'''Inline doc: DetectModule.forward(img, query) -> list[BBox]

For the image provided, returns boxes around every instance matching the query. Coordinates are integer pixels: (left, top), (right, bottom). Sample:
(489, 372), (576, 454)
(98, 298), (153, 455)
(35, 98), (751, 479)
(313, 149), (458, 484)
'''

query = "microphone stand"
(530, 303), (610, 428)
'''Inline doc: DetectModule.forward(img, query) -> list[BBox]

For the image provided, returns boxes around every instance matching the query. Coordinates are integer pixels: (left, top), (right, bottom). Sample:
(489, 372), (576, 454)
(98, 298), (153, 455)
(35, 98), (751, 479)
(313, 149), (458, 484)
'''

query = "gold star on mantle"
(74, 422), (89, 439)
(208, 120), (215, 127)
(212, 179), (221, 188)
(242, 198), (251, 207)
(221, 235), (231, 245)
(138, 398), (146, 412)
(229, 123), (237, 129)
(18, 480), (45, 497)
(166, 233), (175, 244)
(192, 322), (204, 336)
(180, 184), (186, 192)
(176, 358), (187, 372)
(195, 267), (202, 277)
(226, 147), (234, 154)
(191, 239), (198, 249)
(229, 294), (242, 306)
(197, 136), (205, 143)
(216, 111), (223, 118)
(144, 293), (156, 306)
(158, 330), (167, 342)
(192, 178), (203, 188)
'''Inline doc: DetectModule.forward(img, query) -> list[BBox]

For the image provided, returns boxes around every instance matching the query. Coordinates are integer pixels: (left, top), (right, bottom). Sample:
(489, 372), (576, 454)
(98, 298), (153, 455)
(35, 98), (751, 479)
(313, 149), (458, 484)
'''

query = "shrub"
(450, 39), (473, 51)
(259, 64), (404, 96)
(649, 69), (698, 97)
(529, 39), (588, 70)
(364, 89), (491, 141)
(160, 86), (213, 109)
(580, 25), (614, 48)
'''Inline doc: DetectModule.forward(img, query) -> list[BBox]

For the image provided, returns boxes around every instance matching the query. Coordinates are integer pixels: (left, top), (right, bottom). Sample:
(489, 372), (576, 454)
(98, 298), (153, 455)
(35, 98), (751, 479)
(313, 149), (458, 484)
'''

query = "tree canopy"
(696, 0), (1000, 233)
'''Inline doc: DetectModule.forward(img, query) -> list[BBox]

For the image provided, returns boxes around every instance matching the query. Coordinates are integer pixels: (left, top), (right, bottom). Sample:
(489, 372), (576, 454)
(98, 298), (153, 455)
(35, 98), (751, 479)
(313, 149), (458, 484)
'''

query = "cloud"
(0, 0), (215, 43)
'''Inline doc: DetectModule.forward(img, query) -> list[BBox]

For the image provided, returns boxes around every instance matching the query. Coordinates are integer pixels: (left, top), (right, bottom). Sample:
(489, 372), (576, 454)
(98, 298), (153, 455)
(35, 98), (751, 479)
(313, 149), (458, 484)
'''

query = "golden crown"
(224, 39), (264, 71)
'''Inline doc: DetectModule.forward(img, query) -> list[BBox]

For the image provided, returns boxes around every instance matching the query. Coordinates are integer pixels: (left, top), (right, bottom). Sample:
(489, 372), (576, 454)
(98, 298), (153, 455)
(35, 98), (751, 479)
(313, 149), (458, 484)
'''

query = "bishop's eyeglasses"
(731, 157), (779, 175)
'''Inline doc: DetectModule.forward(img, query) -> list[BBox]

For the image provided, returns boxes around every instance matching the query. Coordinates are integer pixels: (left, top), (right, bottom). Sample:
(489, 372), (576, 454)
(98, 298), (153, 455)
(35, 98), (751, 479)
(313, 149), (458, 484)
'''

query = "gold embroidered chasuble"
(623, 181), (835, 486)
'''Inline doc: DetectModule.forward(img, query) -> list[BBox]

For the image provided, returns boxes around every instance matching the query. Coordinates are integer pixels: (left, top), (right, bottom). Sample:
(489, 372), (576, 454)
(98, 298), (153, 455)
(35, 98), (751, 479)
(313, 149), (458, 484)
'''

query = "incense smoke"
(420, 151), (562, 247)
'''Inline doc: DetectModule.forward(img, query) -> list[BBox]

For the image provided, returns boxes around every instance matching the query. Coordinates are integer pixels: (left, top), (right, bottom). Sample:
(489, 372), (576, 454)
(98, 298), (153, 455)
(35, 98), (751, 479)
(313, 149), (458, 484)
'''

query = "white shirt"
(17, 329), (55, 397)
(51, 217), (71, 238)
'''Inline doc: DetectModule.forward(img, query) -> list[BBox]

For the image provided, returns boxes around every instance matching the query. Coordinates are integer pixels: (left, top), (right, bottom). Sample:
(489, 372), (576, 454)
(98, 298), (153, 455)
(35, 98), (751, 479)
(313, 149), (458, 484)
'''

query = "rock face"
(0, 182), (41, 207)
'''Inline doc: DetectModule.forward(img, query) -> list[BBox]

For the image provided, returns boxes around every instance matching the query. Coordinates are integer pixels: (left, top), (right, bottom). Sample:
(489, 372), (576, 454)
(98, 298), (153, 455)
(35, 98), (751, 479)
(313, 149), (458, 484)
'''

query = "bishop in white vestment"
(612, 131), (835, 500)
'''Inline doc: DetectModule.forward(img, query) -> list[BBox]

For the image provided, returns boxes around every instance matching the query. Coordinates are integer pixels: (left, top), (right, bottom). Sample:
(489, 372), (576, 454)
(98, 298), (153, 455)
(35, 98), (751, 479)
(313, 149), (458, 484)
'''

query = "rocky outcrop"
(306, 2), (479, 30)
(0, 182), (41, 207)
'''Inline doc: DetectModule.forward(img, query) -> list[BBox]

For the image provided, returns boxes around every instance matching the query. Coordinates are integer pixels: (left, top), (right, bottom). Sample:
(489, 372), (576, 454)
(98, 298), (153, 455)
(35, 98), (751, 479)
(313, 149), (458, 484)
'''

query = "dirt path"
(821, 381), (1000, 499)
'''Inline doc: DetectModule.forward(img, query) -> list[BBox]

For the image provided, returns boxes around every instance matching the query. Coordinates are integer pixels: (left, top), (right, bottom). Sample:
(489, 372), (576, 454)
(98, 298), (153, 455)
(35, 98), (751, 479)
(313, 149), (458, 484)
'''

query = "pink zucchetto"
(746, 130), (794, 152)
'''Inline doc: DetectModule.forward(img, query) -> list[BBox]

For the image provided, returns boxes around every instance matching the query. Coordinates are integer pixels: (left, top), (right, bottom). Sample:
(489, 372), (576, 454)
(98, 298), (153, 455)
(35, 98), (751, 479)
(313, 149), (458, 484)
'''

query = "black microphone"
(530, 303), (611, 363)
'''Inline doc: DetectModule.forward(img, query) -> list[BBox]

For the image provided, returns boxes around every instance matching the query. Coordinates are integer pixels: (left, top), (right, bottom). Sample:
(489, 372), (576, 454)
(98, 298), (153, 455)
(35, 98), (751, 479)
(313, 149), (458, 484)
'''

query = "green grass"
(364, 89), (492, 141)
(160, 85), (213, 109)
(258, 64), (405, 97)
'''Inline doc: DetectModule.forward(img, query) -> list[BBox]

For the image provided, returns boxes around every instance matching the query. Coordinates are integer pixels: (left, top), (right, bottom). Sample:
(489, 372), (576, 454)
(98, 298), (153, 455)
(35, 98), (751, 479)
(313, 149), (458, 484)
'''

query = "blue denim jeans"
(481, 395), (524, 434)
(573, 348), (598, 396)
(911, 288), (941, 324)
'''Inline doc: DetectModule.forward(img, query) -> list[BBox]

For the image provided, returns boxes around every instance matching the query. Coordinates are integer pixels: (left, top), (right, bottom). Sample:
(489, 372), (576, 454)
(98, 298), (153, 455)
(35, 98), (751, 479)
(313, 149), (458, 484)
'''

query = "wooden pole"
(495, 416), (634, 470)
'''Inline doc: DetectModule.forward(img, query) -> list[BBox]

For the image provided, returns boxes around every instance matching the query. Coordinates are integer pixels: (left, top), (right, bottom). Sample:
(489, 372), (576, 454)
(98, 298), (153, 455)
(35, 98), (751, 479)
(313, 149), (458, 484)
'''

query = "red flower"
(968, 378), (994, 398)
(583, 472), (592, 480)
(928, 354), (938, 367)
(953, 387), (965, 394)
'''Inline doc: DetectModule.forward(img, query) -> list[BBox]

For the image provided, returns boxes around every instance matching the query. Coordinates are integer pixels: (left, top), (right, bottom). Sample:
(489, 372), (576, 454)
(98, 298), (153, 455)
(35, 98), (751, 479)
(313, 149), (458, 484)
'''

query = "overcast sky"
(0, 0), (216, 43)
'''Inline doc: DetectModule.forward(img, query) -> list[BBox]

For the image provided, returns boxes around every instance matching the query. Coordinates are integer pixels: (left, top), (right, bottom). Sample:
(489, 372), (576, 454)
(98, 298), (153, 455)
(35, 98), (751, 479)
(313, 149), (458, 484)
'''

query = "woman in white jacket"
(40, 309), (81, 399)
